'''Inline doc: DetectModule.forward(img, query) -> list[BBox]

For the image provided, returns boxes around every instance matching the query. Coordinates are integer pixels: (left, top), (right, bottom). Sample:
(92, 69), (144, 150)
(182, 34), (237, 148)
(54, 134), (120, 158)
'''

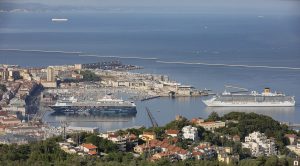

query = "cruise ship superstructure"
(202, 88), (295, 107)
(49, 94), (137, 114)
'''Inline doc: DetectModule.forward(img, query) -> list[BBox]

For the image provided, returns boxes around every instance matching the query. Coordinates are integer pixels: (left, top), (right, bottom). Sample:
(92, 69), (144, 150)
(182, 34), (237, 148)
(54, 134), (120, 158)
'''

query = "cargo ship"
(49, 94), (137, 114)
(202, 88), (295, 107)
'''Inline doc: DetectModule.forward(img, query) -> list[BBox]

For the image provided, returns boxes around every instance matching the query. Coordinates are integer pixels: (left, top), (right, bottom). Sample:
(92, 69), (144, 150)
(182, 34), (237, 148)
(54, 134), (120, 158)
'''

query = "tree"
(165, 117), (190, 130)
(0, 84), (7, 92)
(80, 70), (101, 82)
(218, 112), (294, 155)
(264, 156), (278, 166)
(206, 112), (220, 121)
(84, 134), (118, 153)
(85, 135), (101, 146)
(155, 158), (172, 166)
(238, 159), (260, 166)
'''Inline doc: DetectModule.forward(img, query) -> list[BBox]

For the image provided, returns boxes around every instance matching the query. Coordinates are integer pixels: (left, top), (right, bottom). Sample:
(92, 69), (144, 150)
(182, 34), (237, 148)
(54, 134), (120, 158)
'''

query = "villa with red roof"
(165, 129), (180, 137)
(80, 143), (98, 155)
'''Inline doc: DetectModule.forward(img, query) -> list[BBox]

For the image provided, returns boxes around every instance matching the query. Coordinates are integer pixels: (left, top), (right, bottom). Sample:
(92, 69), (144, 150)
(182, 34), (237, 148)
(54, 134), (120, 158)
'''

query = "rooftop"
(81, 143), (97, 150)
(165, 129), (179, 135)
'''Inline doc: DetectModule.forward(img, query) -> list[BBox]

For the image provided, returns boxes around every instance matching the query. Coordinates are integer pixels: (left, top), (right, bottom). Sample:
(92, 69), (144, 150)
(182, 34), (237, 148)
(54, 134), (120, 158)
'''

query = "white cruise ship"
(202, 88), (295, 107)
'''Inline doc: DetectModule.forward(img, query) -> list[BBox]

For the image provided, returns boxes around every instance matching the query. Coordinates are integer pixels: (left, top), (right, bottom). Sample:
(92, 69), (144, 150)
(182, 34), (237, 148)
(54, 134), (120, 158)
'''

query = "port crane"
(145, 107), (158, 127)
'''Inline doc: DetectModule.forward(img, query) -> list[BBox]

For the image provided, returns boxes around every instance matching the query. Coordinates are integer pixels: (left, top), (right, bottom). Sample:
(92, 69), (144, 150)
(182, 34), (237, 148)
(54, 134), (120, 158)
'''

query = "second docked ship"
(203, 88), (295, 107)
(49, 94), (137, 114)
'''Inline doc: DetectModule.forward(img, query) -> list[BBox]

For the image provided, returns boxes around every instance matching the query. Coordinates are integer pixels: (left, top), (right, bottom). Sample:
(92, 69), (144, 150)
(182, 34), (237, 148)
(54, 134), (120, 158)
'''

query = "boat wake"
(79, 54), (158, 60)
(156, 60), (300, 71)
(0, 49), (82, 54)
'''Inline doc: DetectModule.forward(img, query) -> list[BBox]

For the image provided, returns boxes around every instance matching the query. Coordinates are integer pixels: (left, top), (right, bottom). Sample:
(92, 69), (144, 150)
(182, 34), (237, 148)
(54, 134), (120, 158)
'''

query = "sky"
(3, 0), (300, 8)
(1, 0), (300, 14)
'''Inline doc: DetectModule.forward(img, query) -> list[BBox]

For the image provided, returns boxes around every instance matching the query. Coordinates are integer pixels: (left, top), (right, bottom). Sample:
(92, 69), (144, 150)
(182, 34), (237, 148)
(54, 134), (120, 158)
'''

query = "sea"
(0, 11), (300, 131)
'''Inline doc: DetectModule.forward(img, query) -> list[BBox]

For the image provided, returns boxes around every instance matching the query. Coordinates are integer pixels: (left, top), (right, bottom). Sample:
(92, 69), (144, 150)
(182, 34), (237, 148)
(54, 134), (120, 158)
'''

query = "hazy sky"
(4, 0), (300, 7)
(2, 0), (300, 14)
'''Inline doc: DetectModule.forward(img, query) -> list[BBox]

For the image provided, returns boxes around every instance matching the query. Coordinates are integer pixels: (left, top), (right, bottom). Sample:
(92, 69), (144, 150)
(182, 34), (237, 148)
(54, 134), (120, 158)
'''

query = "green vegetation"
(164, 117), (190, 130)
(0, 84), (7, 92)
(60, 70), (101, 83)
(84, 134), (118, 153)
(206, 111), (221, 121)
(215, 112), (298, 154)
(0, 112), (298, 166)
(80, 70), (101, 82)
(0, 134), (225, 166)
(239, 156), (293, 166)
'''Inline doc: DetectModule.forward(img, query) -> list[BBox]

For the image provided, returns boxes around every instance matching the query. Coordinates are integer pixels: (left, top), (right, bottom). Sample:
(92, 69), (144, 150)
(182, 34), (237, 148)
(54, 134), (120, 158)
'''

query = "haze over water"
(0, 8), (300, 130)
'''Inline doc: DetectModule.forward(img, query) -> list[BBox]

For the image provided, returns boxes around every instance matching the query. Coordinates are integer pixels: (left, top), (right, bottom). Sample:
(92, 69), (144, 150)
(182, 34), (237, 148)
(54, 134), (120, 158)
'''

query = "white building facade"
(242, 131), (277, 157)
(182, 125), (198, 141)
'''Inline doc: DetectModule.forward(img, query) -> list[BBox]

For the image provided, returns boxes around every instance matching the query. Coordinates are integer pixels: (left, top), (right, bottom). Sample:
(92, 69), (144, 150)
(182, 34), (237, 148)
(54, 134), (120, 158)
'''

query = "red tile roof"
(0, 111), (8, 116)
(200, 121), (216, 125)
(82, 143), (97, 150)
(88, 151), (97, 155)
(143, 131), (155, 135)
(108, 133), (118, 138)
(161, 142), (170, 148)
(192, 151), (203, 156)
(178, 149), (188, 155)
(285, 134), (297, 138)
(165, 129), (179, 135)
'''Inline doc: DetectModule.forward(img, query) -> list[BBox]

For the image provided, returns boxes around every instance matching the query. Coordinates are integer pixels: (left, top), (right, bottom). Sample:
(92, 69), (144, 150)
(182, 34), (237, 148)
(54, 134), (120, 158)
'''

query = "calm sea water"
(0, 12), (300, 130)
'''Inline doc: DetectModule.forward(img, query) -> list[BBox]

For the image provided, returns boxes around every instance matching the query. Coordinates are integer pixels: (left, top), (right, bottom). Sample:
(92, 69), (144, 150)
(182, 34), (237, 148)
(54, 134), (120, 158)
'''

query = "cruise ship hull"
(49, 106), (137, 114)
(202, 100), (295, 107)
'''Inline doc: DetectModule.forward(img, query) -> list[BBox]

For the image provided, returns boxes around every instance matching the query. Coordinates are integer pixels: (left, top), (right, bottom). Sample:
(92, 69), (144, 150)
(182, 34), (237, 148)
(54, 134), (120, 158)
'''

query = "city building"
(80, 143), (98, 155)
(285, 134), (298, 145)
(242, 131), (277, 157)
(0, 116), (21, 126)
(139, 131), (156, 141)
(46, 67), (55, 82)
(190, 117), (205, 125)
(197, 121), (226, 131)
(0, 133), (36, 145)
(98, 132), (138, 151)
(182, 125), (198, 141)
(192, 142), (217, 160)
(151, 152), (176, 161)
(218, 153), (239, 165)
(134, 139), (191, 160)
(0, 68), (9, 81)
(232, 135), (241, 142)
(165, 129), (180, 138)
(286, 139), (300, 156)
(74, 64), (82, 70)
(66, 126), (99, 133)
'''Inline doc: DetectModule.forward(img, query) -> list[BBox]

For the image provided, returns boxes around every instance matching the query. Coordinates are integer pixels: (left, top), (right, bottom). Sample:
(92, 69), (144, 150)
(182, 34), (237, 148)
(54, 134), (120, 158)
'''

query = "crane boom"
(146, 107), (158, 127)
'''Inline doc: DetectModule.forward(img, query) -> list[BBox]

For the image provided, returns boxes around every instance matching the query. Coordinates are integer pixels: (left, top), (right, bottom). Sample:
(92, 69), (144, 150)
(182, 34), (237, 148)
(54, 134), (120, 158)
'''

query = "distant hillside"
(0, 2), (88, 12)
